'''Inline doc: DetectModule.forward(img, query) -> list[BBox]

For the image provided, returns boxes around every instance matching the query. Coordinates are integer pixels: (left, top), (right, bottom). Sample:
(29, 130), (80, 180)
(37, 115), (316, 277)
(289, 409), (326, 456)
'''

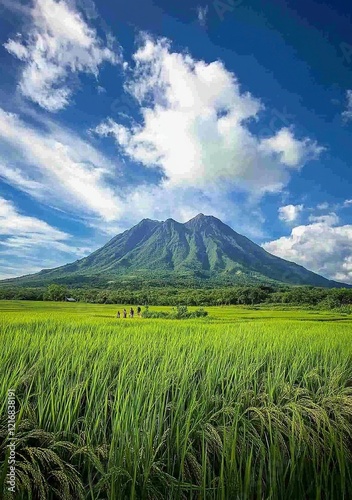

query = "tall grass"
(1, 303), (352, 499)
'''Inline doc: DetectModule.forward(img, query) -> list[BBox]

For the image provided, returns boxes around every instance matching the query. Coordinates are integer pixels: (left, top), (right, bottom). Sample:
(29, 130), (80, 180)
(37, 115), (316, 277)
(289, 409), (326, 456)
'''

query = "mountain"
(1, 214), (348, 288)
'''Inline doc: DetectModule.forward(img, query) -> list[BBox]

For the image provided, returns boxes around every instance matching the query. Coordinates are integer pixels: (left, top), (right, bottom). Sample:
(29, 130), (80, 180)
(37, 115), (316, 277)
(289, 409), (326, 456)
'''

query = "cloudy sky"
(0, 0), (352, 283)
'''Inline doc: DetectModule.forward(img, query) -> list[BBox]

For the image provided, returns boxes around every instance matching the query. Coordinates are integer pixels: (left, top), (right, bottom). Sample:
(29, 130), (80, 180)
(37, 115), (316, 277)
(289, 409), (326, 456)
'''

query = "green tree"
(44, 284), (68, 302)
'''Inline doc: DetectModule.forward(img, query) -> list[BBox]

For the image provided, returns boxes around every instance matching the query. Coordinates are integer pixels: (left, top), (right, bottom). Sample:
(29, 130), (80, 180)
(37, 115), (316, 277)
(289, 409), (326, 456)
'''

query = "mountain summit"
(2, 214), (347, 288)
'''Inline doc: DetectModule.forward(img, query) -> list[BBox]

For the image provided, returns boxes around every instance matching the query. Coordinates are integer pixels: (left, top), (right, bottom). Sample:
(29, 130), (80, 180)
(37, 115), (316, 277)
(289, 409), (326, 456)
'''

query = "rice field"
(1, 301), (352, 499)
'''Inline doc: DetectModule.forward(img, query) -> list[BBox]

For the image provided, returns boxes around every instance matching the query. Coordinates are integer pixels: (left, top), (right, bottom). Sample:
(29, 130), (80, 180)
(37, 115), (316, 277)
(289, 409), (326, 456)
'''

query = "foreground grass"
(1, 301), (352, 499)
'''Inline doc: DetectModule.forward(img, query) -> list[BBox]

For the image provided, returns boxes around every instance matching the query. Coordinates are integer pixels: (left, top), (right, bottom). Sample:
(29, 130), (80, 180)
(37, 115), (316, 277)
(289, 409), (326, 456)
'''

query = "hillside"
(1, 214), (347, 288)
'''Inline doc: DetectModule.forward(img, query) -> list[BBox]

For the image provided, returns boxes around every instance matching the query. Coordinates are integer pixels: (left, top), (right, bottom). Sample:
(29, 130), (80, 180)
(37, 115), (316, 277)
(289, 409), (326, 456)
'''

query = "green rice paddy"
(1, 301), (352, 499)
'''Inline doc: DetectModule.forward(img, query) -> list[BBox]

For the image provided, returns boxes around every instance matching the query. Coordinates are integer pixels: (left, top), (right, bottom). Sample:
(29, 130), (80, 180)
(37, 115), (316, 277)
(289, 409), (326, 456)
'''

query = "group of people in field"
(116, 306), (141, 319)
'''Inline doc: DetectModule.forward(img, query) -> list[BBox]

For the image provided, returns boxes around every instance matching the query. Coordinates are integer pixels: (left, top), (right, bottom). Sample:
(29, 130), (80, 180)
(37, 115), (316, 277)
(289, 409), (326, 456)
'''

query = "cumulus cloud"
(278, 204), (303, 223)
(4, 0), (120, 111)
(342, 90), (352, 122)
(259, 129), (322, 167)
(95, 36), (323, 195)
(263, 213), (352, 284)
(0, 106), (266, 242)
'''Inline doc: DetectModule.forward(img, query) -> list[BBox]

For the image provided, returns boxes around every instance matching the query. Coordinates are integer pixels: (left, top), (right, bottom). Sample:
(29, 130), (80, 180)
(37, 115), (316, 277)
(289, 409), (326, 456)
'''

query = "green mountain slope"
(1, 214), (348, 288)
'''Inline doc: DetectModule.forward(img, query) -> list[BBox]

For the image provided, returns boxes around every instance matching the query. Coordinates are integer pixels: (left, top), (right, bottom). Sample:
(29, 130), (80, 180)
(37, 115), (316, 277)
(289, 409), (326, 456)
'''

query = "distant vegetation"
(141, 305), (208, 319)
(1, 283), (352, 311)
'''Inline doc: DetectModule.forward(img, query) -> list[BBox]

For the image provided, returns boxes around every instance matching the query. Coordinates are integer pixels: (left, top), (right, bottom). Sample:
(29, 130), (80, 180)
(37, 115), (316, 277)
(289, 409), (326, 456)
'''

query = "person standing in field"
(123, 309), (127, 318)
(137, 306), (141, 317)
(130, 307), (134, 318)
(116, 311), (120, 318)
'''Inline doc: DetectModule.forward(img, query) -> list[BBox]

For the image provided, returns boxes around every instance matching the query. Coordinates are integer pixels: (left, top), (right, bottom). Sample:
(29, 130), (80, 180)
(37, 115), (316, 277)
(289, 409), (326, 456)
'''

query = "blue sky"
(0, 0), (352, 282)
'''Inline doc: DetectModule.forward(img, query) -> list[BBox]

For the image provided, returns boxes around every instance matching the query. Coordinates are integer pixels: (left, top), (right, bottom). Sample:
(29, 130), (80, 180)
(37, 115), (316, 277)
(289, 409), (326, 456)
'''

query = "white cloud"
(278, 204), (303, 223)
(342, 90), (352, 122)
(314, 200), (352, 213)
(0, 196), (68, 241)
(0, 196), (93, 278)
(0, 107), (266, 244)
(96, 36), (323, 195)
(126, 183), (264, 235)
(259, 128), (323, 167)
(0, 259), (58, 280)
(0, 164), (44, 193)
(4, 0), (119, 111)
(197, 6), (208, 26)
(0, 262), (44, 280)
(263, 214), (352, 284)
(317, 202), (329, 210)
(0, 107), (267, 247)
(0, 196), (89, 255)
(308, 212), (339, 225)
(0, 108), (124, 222)
(97, 85), (106, 94)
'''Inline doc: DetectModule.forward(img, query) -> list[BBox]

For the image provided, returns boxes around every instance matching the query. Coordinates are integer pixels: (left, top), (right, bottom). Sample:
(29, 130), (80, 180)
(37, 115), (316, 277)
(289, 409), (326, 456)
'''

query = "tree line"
(0, 283), (352, 309)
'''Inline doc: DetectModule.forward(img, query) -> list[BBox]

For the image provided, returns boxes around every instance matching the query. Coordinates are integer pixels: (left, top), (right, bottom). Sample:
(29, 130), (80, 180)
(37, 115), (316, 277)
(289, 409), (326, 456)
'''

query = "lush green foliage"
(141, 305), (208, 319)
(43, 284), (69, 301)
(1, 284), (352, 311)
(1, 301), (352, 499)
